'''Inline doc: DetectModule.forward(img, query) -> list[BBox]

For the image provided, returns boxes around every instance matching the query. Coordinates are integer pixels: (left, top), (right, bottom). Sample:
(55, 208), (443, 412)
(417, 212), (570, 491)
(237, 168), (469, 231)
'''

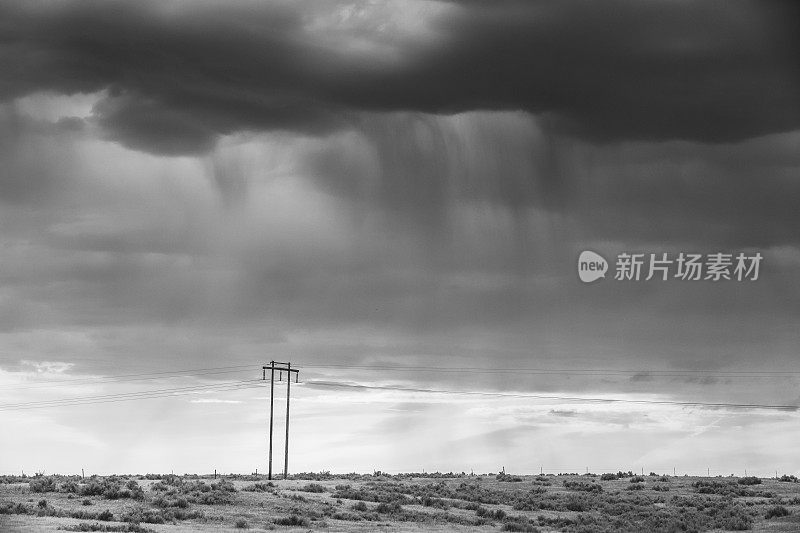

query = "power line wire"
(0, 382), (265, 412)
(2, 363), (798, 413)
(0, 379), (261, 408)
(0, 364), (257, 391)
(0, 379), (264, 411)
(303, 380), (799, 411)
(0, 382), (268, 412)
(3, 362), (797, 397)
(302, 364), (800, 377)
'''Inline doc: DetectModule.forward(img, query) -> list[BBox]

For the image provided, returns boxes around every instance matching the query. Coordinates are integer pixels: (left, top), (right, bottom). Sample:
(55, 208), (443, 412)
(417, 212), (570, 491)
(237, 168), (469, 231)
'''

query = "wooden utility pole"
(267, 362), (275, 480)
(263, 362), (299, 480)
(284, 362), (292, 480)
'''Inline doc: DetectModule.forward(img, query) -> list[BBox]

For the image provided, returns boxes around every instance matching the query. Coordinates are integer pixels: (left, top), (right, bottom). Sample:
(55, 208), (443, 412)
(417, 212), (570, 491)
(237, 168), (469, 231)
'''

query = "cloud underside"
(1, 0), (798, 155)
(0, 0), (799, 408)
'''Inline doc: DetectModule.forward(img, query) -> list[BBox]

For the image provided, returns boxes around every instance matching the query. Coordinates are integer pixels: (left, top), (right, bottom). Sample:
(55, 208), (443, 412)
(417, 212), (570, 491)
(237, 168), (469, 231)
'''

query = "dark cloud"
(304, 112), (800, 249)
(1, 0), (798, 155)
(0, 0), (796, 397)
(2, 1), (800, 477)
(0, 108), (84, 204)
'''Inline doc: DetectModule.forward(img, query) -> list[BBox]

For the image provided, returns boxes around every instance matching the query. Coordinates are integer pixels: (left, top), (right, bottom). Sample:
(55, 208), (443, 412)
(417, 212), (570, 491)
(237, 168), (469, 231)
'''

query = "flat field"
(2, 472), (799, 532)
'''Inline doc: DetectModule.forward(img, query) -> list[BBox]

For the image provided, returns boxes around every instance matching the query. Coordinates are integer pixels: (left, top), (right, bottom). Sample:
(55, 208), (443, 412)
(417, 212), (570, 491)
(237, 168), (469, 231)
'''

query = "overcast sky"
(1, 0), (799, 476)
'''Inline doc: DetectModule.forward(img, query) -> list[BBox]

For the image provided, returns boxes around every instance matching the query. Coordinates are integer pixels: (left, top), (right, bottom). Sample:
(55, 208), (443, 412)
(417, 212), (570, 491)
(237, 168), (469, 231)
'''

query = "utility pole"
(284, 362), (292, 480)
(263, 361), (299, 481)
(266, 362), (274, 480)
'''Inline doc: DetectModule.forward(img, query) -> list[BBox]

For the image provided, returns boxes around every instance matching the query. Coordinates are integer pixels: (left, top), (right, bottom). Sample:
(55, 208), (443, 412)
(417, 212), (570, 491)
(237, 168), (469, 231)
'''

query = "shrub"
(179, 480), (236, 505)
(81, 482), (105, 497)
(242, 482), (274, 492)
(274, 515), (309, 526)
(476, 506), (506, 520)
(0, 502), (28, 515)
(62, 480), (80, 493)
(347, 501), (365, 512)
(600, 473), (618, 481)
(564, 496), (588, 512)
(78, 479), (141, 500)
(61, 523), (156, 532)
(160, 475), (181, 486)
(82, 499), (93, 506)
(29, 477), (57, 493)
(562, 480), (602, 492)
(420, 496), (449, 509)
(765, 505), (790, 519)
(778, 474), (799, 483)
(121, 504), (203, 524)
(692, 480), (761, 497)
(298, 483), (326, 493)
(629, 476), (645, 483)
(502, 518), (539, 532)
(211, 479), (236, 492)
(376, 501), (403, 514)
(536, 516), (577, 528)
(0, 476), (28, 484)
(332, 510), (362, 521)
(234, 518), (249, 528)
(120, 507), (166, 525)
(738, 476), (761, 485)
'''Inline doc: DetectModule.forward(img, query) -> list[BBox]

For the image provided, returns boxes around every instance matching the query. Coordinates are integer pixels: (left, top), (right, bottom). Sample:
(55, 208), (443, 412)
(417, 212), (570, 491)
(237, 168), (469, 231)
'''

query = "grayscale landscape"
(1, 1), (799, 531)
(2, 472), (800, 532)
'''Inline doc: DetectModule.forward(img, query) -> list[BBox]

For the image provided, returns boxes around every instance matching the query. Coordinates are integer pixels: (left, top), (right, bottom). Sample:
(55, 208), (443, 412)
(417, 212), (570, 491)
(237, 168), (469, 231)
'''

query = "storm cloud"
(1, 0), (798, 155)
(1, 0), (799, 475)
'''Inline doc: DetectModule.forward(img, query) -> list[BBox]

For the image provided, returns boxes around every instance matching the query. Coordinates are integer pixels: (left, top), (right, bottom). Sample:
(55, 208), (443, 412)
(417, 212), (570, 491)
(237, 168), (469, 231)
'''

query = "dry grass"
(2, 472), (800, 532)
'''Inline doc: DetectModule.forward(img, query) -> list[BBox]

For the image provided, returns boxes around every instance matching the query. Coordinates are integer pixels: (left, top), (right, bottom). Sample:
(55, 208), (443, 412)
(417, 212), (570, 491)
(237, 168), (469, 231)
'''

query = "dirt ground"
(2, 473), (800, 532)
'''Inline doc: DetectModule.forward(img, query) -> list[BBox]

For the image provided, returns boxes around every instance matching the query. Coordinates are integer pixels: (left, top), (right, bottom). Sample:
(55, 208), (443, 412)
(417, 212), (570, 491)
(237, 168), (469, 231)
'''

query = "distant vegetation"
(2, 471), (799, 531)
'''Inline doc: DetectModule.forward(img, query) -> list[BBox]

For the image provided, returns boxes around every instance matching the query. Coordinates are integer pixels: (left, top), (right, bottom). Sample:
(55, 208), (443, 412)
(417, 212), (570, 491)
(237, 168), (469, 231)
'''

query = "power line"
(302, 364), (800, 378)
(0, 382), (265, 412)
(2, 362), (796, 397)
(0, 382), (267, 412)
(0, 379), (264, 411)
(0, 368), (254, 392)
(2, 364), (798, 413)
(0, 379), (259, 408)
(0, 364), (257, 391)
(303, 380), (799, 411)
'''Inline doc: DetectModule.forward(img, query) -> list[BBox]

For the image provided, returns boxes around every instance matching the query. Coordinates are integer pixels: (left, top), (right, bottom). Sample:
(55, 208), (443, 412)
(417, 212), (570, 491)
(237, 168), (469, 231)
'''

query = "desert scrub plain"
(1, 471), (799, 532)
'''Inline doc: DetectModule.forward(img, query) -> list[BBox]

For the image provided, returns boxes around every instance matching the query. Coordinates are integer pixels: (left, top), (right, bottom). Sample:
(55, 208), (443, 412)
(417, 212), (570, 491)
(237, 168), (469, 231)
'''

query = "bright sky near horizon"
(1, 0), (799, 476)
